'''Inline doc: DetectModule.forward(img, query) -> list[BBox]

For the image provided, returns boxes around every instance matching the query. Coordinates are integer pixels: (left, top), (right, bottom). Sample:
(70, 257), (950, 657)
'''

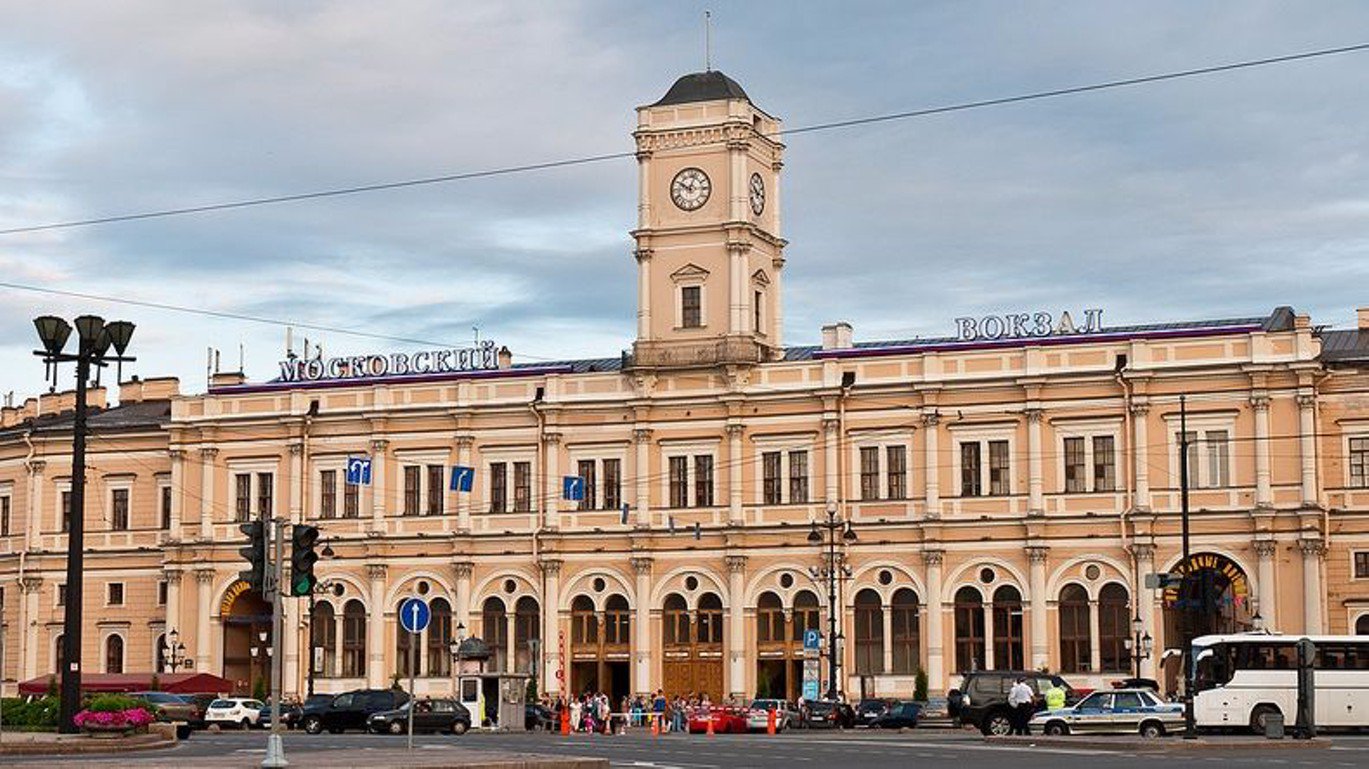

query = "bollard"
(652, 713), (659, 737)
(561, 705), (571, 736)
(706, 711), (715, 736)
(767, 707), (776, 735)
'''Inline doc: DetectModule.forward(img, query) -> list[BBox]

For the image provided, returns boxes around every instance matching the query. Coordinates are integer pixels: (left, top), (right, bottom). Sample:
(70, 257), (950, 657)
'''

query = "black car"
(525, 703), (554, 731)
(300, 689), (410, 735)
(948, 671), (1079, 736)
(801, 701), (856, 729)
(855, 698), (893, 727)
(260, 695), (331, 729)
(367, 698), (470, 735)
(869, 700), (921, 729)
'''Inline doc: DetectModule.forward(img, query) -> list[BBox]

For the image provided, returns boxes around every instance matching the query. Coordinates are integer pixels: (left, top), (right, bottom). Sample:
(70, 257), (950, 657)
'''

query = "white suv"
(205, 698), (265, 729)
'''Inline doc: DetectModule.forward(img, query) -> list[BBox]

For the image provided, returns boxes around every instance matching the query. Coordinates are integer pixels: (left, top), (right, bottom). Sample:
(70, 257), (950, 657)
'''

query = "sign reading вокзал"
(277, 340), (500, 383)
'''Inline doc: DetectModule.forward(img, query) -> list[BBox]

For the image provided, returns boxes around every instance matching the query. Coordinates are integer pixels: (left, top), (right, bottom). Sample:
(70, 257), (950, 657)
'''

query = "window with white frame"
(1349, 436), (1368, 489)
(396, 451), (447, 517)
(854, 438), (910, 501)
(157, 580), (168, 605)
(55, 479), (71, 533)
(1, 487), (11, 536)
(671, 264), (709, 329)
(314, 459), (362, 519)
(1055, 420), (1121, 494)
(228, 461), (277, 522)
(1353, 551), (1369, 580)
(1163, 411), (1236, 490)
(950, 425), (1015, 498)
(569, 454), (626, 511)
(157, 478), (172, 530)
(484, 448), (536, 514)
(108, 483), (131, 531)
(754, 436), (814, 505)
(107, 582), (124, 606)
(661, 443), (718, 508)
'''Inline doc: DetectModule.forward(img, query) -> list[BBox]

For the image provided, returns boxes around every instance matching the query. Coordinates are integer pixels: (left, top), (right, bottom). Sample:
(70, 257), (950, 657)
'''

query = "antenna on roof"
(473, 324), (480, 347)
(704, 10), (712, 71)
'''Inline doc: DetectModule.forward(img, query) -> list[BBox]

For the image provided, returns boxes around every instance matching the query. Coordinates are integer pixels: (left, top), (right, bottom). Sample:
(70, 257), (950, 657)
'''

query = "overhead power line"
(2, 41), (1367, 237)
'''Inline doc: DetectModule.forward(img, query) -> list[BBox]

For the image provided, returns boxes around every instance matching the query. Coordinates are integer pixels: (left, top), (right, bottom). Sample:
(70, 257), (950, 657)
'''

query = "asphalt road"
(10, 728), (1369, 768)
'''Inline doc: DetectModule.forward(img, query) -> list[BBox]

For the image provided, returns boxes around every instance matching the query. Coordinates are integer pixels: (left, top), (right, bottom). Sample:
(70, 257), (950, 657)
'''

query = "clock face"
(749, 172), (766, 215)
(670, 167), (711, 211)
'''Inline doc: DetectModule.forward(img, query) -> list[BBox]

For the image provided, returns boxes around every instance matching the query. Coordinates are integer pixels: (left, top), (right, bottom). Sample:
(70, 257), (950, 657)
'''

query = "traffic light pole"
(262, 518), (288, 768)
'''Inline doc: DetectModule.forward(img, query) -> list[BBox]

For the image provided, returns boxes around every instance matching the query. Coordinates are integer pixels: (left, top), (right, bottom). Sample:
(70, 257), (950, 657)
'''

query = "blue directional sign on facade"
(562, 475), (584, 501)
(450, 465), (474, 493)
(803, 629), (821, 651)
(398, 596), (431, 635)
(345, 456), (372, 486)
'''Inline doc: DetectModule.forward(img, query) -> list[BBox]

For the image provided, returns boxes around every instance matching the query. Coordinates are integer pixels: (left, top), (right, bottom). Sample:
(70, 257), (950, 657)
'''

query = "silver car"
(746, 699), (798, 732)
(1030, 688), (1183, 738)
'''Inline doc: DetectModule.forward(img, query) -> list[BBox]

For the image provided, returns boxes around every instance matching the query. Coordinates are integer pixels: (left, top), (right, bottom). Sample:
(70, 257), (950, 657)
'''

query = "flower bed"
(73, 694), (156, 737)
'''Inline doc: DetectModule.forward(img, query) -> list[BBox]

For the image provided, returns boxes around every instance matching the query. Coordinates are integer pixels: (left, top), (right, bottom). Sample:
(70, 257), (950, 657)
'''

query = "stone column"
(543, 432), (561, 530)
(455, 435), (474, 532)
(506, 613), (517, 673)
(288, 442), (304, 523)
(824, 415), (840, 507)
(1130, 403), (1150, 509)
(1253, 540), (1277, 631)
(1026, 546), (1049, 670)
(922, 550), (945, 692)
(1132, 544), (1157, 678)
(370, 440), (389, 525)
(1088, 597), (1103, 673)
(633, 429), (651, 528)
(728, 241), (747, 335)
(725, 555), (747, 699)
(881, 604), (894, 675)
(366, 564), (387, 687)
(195, 569), (215, 670)
(1026, 410), (1044, 515)
(635, 247), (653, 340)
(453, 562), (473, 630)
(633, 556), (654, 696)
(19, 576), (43, 679)
(168, 450), (185, 536)
(1251, 395), (1273, 508)
(199, 448), (218, 539)
(25, 460), (45, 550)
(540, 559), (562, 695)
(163, 569), (182, 643)
(1297, 393), (1318, 507)
(727, 423), (745, 526)
(1299, 539), (1324, 634)
(922, 412), (940, 518)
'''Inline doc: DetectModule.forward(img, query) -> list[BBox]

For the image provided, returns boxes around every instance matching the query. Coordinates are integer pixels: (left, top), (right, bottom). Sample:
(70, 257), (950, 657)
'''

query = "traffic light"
(238, 520), (266, 590)
(290, 524), (320, 597)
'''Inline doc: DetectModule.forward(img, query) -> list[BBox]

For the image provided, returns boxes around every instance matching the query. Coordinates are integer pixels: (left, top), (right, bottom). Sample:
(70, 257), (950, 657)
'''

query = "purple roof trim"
(209, 365), (575, 395)
(811, 324), (1264, 360)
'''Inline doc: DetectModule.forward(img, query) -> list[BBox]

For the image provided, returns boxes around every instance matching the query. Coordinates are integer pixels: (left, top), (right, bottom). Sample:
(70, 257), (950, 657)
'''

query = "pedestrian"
(570, 696), (583, 733)
(1044, 680), (1066, 712)
(1007, 676), (1035, 735)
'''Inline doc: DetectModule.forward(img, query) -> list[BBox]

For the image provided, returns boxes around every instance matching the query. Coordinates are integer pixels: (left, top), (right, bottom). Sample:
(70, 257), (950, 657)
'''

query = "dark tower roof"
(653, 70), (750, 106)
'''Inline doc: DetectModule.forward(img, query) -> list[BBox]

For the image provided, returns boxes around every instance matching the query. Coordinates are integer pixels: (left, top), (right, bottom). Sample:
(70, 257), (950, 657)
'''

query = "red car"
(686, 706), (749, 734)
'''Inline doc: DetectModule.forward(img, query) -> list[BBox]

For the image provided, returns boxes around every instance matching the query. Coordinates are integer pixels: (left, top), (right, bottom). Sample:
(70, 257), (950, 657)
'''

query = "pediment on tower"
(669, 263), (711, 283)
(751, 269), (771, 287)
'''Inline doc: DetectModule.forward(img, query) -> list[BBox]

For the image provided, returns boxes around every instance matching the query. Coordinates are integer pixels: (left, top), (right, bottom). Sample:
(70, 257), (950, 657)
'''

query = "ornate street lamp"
(449, 622), (468, 704)
(807, 503), (856, 701)
(1125, 615), (1152, 679)
(33, 314), (135, 733)
(162, 628), (191, 673)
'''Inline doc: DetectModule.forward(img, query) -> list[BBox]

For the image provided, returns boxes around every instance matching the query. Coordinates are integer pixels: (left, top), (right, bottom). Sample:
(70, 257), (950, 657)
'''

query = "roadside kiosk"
(452, 636), (530, 731)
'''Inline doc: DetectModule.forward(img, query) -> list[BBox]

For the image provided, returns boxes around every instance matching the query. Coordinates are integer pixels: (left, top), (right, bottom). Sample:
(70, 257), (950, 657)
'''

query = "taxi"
(1029, 687), (1183, 738)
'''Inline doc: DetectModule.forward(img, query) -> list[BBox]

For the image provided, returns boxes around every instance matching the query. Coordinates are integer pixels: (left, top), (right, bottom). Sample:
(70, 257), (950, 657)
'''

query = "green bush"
(2, 696), (62, 728)
(87, 693), (142, 713)
(914, 669), (929, 702)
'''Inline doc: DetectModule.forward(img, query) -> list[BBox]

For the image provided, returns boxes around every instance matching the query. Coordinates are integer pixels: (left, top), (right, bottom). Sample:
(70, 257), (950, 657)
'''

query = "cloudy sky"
(2, 1), (1367, 400)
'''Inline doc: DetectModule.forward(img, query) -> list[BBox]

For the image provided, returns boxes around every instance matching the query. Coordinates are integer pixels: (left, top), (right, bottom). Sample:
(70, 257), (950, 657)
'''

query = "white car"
(1030, 688), (1184, 738)
(205, 698), (265, 729)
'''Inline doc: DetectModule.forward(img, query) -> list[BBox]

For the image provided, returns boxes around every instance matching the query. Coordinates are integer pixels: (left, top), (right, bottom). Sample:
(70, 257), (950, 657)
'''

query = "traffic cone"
(767, 708), (776, 735)
(561, 706), (570, 736)
(651, 714), (659, 737)
(706, 712), (715, 736)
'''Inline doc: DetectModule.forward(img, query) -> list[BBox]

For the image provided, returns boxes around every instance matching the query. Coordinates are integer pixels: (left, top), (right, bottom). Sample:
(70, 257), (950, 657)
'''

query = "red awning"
(18, 672), (234, 696)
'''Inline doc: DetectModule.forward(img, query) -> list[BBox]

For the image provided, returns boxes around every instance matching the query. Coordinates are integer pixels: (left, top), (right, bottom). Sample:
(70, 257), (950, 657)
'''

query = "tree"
(914, 668), (929, 702)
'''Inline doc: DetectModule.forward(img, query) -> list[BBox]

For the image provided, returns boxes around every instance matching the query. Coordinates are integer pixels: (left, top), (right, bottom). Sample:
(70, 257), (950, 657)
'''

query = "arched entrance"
(569, 594), (630, 701)
(754, 590), (818, 700)
(221, 580), (272, 695)
(662, 592), (723, 700)
(1162, 552), (1254, 643)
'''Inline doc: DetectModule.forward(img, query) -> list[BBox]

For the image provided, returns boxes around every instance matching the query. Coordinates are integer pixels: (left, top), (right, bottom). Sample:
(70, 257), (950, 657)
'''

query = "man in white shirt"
(1007, 677), (1035, 735)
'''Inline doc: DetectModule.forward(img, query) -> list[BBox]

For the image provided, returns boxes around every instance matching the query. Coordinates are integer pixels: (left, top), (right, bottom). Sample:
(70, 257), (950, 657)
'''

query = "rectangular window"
(1178, 431), (1199, 489)
(403, 466), (421, 516)
(887, 445), (907, 500)
(669, 456), (688, 508)
(1205, 430), (1229, 488)
(513, 461), (531, 512)
(960, 443), (981, 497)
(426, 465), (444, 515)
(318, 469), (336, 519)
(603, 459), (621, 511)
(860, 447), (880, 501)
(1, 495), (9, 536)
(577, 460), (597, 511)
(1063, 437), (1086, 493)
(762, 452), (782, 505)
(57, 584), (67, 607)
(233, 474), (250, 521)
(694, 455), (714, 507)
(988, 440), (1010, 495)
(1352, 437), (1369, 489)
(1354, 551), (1369, 579)
(1093, 436), (1116, 492)
(490, 462), (507, 513)
(160, 485), (172, 530)
(256, 473), (273, 517)
(681, 286), (702, 328)
(110, 488), (129, 530)
(61, 490), (72, 532)
(788, 450), (809, 503)
(343, 478), (359, 518)
(107, 583), (124, 606)
(754, 290), (763, 334)
(157, 580), (168, 606)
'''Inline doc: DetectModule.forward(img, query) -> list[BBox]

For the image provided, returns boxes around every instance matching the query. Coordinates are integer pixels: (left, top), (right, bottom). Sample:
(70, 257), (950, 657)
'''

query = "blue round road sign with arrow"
(399, 596), (431, 634)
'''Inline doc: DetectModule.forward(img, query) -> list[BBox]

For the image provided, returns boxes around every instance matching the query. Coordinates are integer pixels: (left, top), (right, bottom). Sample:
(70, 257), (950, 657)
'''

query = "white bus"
(1191, 633), (1369, 732)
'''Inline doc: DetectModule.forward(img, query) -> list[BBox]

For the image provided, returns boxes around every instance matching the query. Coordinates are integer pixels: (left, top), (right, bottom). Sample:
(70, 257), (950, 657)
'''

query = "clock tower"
(631, 70), (786, 369)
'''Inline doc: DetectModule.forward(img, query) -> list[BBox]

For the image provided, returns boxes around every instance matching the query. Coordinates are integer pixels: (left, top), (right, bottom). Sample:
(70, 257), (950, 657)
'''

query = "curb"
(985, 735), (1333, 752)
(0, 733), (175, 756)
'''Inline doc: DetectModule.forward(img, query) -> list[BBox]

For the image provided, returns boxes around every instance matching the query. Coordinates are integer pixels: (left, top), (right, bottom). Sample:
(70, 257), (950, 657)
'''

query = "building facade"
(3, 71), (1369, 703)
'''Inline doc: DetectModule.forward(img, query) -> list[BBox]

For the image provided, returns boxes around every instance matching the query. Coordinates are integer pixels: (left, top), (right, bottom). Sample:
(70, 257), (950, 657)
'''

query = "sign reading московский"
(954, 308), (1103, 342)
(277, 340), (500, 383)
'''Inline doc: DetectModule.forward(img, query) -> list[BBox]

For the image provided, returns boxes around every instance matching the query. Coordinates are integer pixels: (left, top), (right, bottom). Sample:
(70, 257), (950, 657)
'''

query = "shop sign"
(220, 579), (251, 615)
(954, 308), (1104, 342)
(277, 340), (499, 383)
(1161, 552), (1250, 609)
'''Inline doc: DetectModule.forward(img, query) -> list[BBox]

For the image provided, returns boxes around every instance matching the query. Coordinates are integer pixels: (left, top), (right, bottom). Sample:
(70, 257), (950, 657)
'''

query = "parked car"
(1031, 688), (1183, 738)
(128, 691), (200, 724)
(869, 700), (922, 729)
(205, 698), (265, 729)
(948, 671), (1079, 736)
(260, 695), (329, 730)
(745, 699), (798, 732)
(184, 693), (220, 729)
(525, 703), (554, 731)
(855, 698), (894, 727)
(367, 698), (471, 735)
(800, 700), (856, 729)
(300, 689), (410, 735)
(1109, 677), (1161, 692)
(686, 707), (749, 734)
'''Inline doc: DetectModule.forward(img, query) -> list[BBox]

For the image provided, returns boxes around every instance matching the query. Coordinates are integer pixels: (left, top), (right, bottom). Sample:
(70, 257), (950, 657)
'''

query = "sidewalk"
(13, 745), (608, 769)
(0, 729), (173, 756)
(986, 734), (1332, 752)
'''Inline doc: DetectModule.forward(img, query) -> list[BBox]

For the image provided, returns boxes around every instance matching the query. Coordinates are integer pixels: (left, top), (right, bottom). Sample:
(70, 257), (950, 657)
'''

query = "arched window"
(891, 588), (920, 674)
(696, 593), (723, 645)
(342, 599), (366, 677)
(1098, 583), (1130, 673)
(482, 596), (508, 672)
(954, 586), (985, 672)
(427, 598), (452, 676)
(992, 585), (1024, 670)
(514, 596), (541, 674)
(1058, 584), (1091, 673)
(791, 590), (820, 642)
(155, 633), (167, 673)
(757, 592), (784, 643)
(854, 589), (883, 675)
(1357, 614), (1369, 635)
(605, 595), (631, 646)
(54, 634), (65, 675)
(311, 602), (337, 677)
(571, 595), (597, 645)
(396, 598), (417, 677)
(663, 594), (689, 645)
(105, 634), (124, 674)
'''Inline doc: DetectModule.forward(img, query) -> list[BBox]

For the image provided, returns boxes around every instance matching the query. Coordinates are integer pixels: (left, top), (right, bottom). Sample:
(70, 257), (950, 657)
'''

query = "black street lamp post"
(161, 628), (190, 673)
(808, 503), (856, 701)
(305, 542), (337, 698)
(33, 315), (135, 733)
(1124, 615), (1152, 680)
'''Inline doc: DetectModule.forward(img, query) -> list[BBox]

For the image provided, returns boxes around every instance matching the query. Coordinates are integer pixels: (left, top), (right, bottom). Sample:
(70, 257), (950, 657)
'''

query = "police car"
(1029, 688), (1183, 737)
